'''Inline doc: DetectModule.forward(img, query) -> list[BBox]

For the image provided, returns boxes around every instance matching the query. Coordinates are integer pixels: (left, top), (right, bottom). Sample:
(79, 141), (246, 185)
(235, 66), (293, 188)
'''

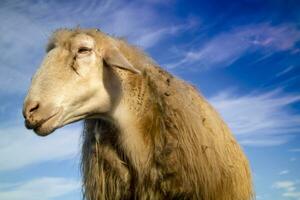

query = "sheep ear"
(103, 47), (141, 74)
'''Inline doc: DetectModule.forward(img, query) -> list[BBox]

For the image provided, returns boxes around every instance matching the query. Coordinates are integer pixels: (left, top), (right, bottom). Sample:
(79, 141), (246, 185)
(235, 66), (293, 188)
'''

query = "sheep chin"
(33, 110), (63, 136)
(33, 125), (56, 136)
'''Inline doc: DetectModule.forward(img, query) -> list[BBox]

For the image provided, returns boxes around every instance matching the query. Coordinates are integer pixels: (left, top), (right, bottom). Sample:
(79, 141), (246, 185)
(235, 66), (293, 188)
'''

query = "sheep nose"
(23, 100), (40, 128)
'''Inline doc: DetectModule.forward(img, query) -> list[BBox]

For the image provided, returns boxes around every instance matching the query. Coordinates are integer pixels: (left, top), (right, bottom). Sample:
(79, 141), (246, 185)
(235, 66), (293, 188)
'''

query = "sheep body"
(40, 29), (253, 200)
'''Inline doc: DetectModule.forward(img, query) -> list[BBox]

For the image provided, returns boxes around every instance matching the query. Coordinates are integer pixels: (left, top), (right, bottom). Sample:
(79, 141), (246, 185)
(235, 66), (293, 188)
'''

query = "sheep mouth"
(33, 109), (63, 136)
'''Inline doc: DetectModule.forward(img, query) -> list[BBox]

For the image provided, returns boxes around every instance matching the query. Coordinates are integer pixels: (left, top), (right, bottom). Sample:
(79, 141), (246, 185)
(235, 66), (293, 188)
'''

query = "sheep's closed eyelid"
(78, 47), (92, 54)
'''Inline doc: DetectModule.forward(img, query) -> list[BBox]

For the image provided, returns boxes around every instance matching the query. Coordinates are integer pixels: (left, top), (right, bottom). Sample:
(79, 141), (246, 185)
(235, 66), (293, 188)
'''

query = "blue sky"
(0, 0), (300, 199)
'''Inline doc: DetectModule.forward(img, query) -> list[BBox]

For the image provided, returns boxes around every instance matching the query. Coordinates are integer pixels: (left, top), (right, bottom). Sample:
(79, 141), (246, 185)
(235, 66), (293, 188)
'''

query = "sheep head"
(23, 29), (140, 136)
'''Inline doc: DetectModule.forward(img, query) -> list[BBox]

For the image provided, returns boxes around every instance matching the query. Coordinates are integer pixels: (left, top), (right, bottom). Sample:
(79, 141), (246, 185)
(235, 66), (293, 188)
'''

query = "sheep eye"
(78, 47), (92, 54)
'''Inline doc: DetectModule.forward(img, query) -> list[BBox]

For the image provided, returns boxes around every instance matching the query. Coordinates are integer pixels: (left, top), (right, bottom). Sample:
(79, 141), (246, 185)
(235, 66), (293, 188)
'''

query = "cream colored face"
(23, 33), (112, 136)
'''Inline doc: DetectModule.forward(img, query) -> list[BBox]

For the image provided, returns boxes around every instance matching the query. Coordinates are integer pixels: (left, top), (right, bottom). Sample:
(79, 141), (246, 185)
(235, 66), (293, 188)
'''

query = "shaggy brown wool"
(50, 29), (254, 200)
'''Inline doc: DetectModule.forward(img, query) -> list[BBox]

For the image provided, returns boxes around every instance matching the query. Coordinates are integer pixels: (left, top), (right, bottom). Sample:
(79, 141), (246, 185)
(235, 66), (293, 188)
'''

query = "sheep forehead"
(71, 33), (95, 48)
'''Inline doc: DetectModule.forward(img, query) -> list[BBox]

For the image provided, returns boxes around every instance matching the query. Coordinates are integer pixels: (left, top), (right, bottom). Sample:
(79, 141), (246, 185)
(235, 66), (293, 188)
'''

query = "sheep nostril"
(29, 102), (39, 114)
(24, 101), (40, 119)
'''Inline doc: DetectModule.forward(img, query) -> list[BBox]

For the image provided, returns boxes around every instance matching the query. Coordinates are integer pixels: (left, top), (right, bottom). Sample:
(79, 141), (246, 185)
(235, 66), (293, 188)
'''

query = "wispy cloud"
(167, 23), (300, 70)
(239, 138), (289, 146)
(283, 192), (300, 199)
(209, 89), (300, 146)
(0, 123), (81, 171)
(135, 19), (197, 49)
(273, 181), (296, 191)
(0, 177), (80, 200)
(276, 65), (295, 77)
(273, 180), (300, 199)
(289, 148), (300, 152)
(279, 170), (290, 175)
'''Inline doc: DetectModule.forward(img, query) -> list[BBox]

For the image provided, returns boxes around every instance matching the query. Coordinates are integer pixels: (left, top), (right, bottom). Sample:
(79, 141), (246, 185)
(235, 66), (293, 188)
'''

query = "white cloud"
(209, 89), (300, 146)
(289, 149), (300, 152)
(0, 3), (47, 94)
(276, 65), (295, 77)
(283, 192), (300, 199)
(239, 138), (288, 146)
(273, 181), (295, 190)
(0, 123), (81, 171)
(273, 180), (300, 200)
(167, 23), (300, 70)
(279, 170), (290, 175)
(0, 177), (80, 200)
(135, 19), (198, 48)
(256, 194), (271, 200)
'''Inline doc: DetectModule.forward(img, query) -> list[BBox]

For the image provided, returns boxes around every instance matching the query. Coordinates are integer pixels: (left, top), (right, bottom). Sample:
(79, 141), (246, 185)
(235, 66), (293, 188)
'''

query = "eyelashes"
(77, 47), (92, 54)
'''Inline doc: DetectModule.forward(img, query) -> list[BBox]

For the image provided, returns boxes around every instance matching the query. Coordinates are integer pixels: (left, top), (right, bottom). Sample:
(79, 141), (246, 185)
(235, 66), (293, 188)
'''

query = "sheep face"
(23, 32), (139, 136)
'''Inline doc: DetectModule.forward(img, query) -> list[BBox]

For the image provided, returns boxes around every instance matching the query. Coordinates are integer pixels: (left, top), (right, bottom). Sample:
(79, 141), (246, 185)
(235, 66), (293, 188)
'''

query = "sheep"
(23, 28), (253, 200)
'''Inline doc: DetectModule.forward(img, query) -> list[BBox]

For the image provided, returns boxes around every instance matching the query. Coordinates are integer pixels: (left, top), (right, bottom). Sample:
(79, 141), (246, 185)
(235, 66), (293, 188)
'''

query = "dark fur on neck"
(81, 118), (131, 200)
